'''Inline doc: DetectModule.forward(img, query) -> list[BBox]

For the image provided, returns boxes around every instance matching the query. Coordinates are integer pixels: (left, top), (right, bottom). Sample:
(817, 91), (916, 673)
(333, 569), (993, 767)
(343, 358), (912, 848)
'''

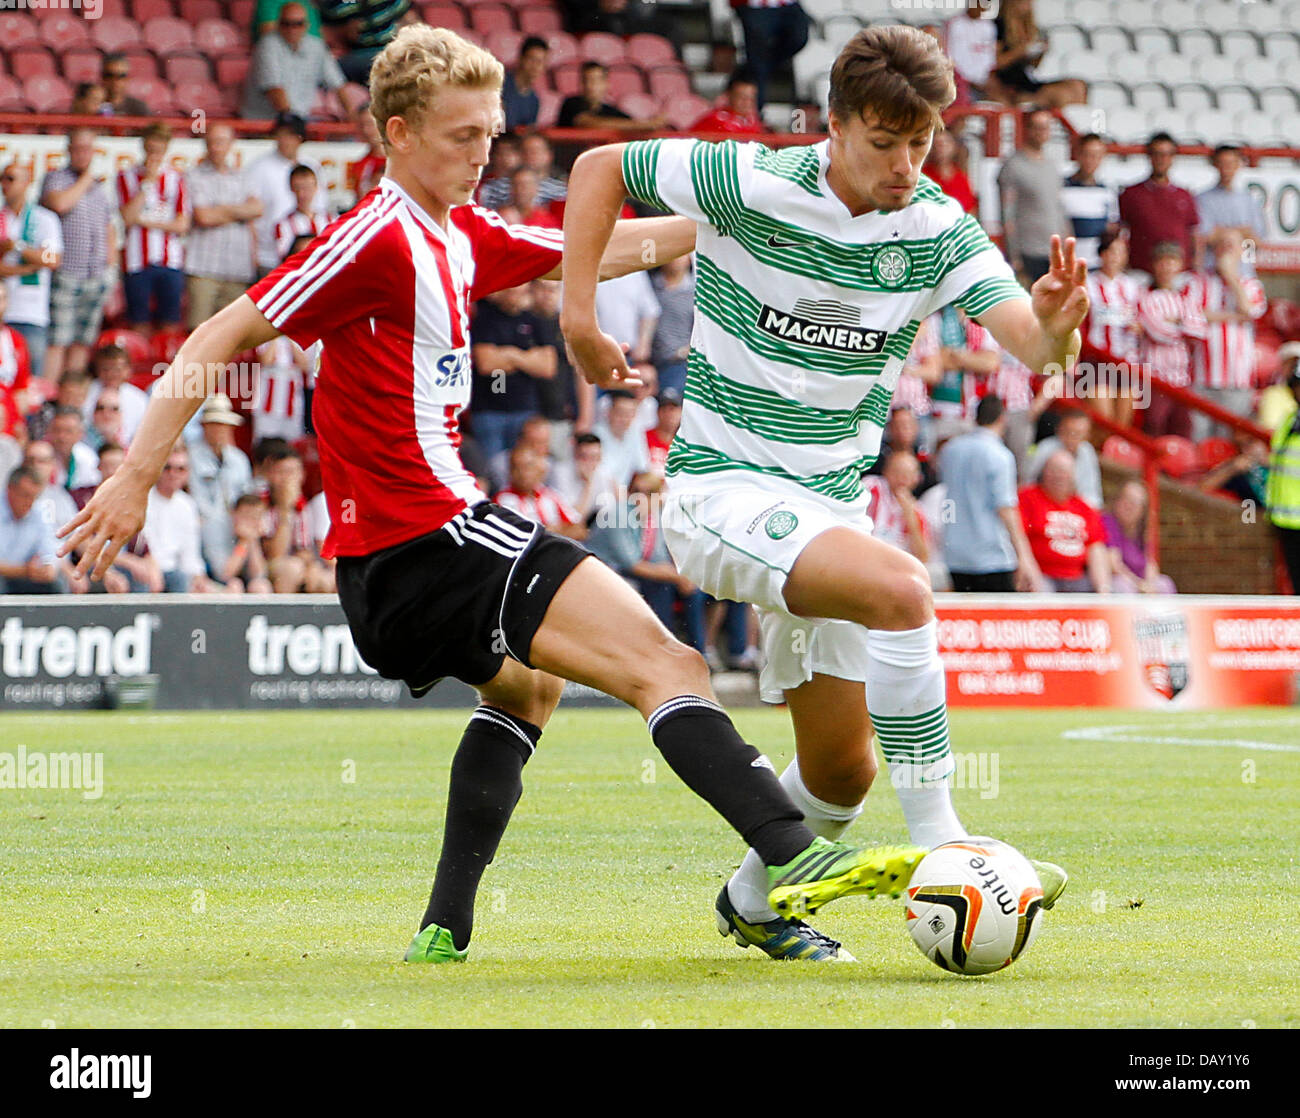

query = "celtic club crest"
(765, 511), (798, 539)
(872, 244), (912, 288)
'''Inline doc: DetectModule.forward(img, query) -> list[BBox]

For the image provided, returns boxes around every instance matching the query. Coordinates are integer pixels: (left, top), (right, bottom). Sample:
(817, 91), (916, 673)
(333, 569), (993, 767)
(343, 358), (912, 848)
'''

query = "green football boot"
(403, 923), (468, 963)
(767, 836), (928, 918)
(715, 885), (855, 961)
(1030, 858), (1068, 910)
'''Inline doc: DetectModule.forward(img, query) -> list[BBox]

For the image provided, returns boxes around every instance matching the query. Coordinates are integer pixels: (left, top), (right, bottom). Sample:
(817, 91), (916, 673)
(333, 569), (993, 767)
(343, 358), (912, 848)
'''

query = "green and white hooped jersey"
(622, 138), (1025, 509)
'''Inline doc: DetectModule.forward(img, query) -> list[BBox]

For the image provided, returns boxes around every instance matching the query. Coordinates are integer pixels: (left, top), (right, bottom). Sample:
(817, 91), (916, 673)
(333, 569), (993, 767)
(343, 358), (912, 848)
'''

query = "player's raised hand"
(57, 470), (151, 582)
(1031, 234), (1089, 340)
(564, 323), (644, 390)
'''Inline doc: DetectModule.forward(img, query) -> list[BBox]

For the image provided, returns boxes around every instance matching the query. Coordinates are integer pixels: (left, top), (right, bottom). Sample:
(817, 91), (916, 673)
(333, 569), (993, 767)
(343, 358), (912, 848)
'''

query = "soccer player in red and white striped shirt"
(1137, 241), (1205, 438)
(1182, 227), (1267, 439)
(63, 25), (886, 964)
(117, 122), (191, 335)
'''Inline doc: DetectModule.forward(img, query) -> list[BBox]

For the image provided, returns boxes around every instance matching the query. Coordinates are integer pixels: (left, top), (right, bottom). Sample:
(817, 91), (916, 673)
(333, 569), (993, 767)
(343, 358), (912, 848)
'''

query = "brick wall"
(1100, 462), (1279, 594)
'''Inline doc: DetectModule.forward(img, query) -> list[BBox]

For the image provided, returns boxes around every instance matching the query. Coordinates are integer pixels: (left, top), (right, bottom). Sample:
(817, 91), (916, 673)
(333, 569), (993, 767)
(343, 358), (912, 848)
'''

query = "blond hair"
(369, 25), (504, 146)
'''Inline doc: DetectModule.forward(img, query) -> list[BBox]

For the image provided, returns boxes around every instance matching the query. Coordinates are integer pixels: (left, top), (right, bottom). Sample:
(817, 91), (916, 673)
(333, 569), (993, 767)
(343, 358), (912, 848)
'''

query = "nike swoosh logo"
(767, 233), (803, 249)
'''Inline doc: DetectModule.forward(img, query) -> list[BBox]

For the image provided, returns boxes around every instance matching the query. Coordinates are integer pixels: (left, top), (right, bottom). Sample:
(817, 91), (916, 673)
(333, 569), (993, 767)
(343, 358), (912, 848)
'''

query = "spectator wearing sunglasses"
(243, 2), (365, 122)
(100, 54), (149, 117)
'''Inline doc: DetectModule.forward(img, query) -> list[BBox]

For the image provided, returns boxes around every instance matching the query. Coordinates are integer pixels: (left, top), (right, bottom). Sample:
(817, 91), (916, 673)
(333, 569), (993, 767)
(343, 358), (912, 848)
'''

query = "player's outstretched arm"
(597, 216), (695, 280)
(58, 295), (280, 580)
(979, 234), (1088, 376)
(560, 143), (640, 388)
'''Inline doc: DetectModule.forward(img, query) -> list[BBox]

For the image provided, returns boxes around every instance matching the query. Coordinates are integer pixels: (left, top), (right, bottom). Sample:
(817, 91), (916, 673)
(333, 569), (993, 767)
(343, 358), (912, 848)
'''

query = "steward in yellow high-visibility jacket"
(1267, 360), (1300, 592)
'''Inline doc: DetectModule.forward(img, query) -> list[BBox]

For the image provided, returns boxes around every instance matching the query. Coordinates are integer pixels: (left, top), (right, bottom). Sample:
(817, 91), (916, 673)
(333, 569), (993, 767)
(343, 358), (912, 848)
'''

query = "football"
(905, 838), (1045, 976)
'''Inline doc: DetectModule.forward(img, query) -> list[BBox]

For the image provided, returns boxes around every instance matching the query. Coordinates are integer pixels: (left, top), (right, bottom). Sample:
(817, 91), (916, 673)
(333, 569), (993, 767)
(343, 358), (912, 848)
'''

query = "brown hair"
(829, 25), (955, 133)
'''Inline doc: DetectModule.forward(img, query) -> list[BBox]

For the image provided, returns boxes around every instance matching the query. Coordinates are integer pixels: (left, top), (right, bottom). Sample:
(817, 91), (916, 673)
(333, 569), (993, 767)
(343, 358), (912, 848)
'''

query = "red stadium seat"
(0, 12), (39, 47)
(549, 61), (582, 97)
(1101, 435), (1144, 468)
(143, 17), (194, 53)
(1197, 437), (1239, 471)
(97, 0), (130, 16)
(485, 30), (524, 67)
(581, 32), (625, 66)
(98, 330), (154, 373)
(119, 49), (161, 81)
(90, 16), (141, 54)
(648, 65), (692, 101)
(625, 33), (677, 68)
(126, 76), (176, 114)
(40, 11), (93, 51)
(618, 91), (659, 121)
(420, 1), (469, 31)
(230, 0), (255, 28)
(215, 53), (251, 88)
(173, 80), (224, 117)
(60, 47), (105, 85)
(534, 88), (560, 127)
(194, 19), (244, 56)
(517, 5), (562, 36)
(0, 76), (26, 112)
(9, 47), (58, 82)
(178, 0), (223, 22)
(132, 0), (175, 20)
(545, 31), (578, 66)
(605, 62), (646, 100)
(23, 75), (73, 113)
(164, 52), (213, 86)
(663, 93), (710, 130)
(471, 4), (516, 36)
(150, 329), (188, 367)
(1155, 435), (1198, 478)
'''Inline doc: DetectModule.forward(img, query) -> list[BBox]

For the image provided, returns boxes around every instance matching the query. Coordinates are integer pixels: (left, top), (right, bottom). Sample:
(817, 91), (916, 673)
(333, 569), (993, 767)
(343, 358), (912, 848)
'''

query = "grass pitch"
(1, 706), (1296, 1029)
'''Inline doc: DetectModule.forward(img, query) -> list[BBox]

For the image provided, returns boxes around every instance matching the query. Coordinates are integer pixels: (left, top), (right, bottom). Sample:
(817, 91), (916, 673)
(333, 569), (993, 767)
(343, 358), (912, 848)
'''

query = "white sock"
(866, 621), (967, 850)
(727, 757), (863, 923)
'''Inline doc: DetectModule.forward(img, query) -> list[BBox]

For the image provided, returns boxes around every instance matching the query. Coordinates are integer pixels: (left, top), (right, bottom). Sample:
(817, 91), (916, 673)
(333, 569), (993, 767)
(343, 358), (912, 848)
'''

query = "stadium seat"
(1043, 23), (1087, 57)
(1131, 82), (1172, 111)
(421, 2), (469, 31)
(549, 61), (582, 97)
(1193, 55), (1237, 87)
(1155, 435), (1198, 478)
(0, 75), (27, 112)
(1175, 27), (1219, 59)
(545, 31), (579, 67)
(230, 0), (255, 26)
(1261, 85), (1300, 114)
(1241, 2), (1288, 34)
(1090, 25), (1131, 56)
(132, 0), (175, 20)
(517, 6), (562, 36)
(470, 4), (516, 36)
(99, 330), (153, 372)
(1262, 32), (1300, 62)
(1197, 437), (1238, 472)
(1171, 82), (1216, 112)
(150, 329), (187, 368)
(1135, 52), (1194, 83)
(214, 54), (250, 93)
(120, 49), (161, 81)
(485, 30), (524, 66)
(194, 20), (244, 56)
(9, 47), (57, 82)
(143, 17), (195, 53)
(127, 76), (176, 113)
(90, 16), (141, 54)
(1065, 0), (1111, 25)
(1185, 108), (1239, 144)
(1152, 0), (1199, 27)
(648, 65), (692, 101)
(39, 10), (93, 50)
(97, 0), (130, 16)
(1220, 29), (1261, 61)
(177, 0), (223, 22)
(619, 91), (659, 121)
(1101, 107), (1149, 144)
(22, 74), (73, 113)
(606, 62), (646, 100)
(581, 32), (626, 66)
(1101, 436), (1145, 469)
(61, 47), (105, 85)
(625, 33), (677, 69)
(535, 88), (560, 127)
(165, 53), (214, 87)
(0, 13), (40, 47)
(176, 80), (224, 116)
(664, 93), (710, 131)
(1088, 80), (1130, 112)
(1217, 84), (1260, 113)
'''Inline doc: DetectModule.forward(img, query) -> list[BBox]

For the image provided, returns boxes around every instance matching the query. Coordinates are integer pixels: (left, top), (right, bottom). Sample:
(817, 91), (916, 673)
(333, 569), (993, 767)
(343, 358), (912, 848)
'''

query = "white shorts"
(661, 481), (873, 704)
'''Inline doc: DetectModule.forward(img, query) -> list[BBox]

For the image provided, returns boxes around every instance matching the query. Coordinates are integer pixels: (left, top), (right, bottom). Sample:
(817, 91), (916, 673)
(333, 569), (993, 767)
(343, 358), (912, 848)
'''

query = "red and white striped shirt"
(1181, 272), (1267, 390)
(1137, 284), (1205, 388)
(1085, 270), (1141, 362)
(248, 178), (563, 559)
(493, 484), (579, 531)
(894, 313), (937, 416)
(117, 165), (188, 272)
(0, 324), (31, 439)
(987, 350), (1035, 413)
(273, 208), (330, 262)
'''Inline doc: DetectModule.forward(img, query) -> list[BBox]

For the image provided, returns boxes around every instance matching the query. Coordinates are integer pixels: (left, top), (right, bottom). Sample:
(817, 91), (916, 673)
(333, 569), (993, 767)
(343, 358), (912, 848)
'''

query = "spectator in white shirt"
(592, 390), (654, 490)
(1027, 408), (1104, 509)
(248, 114), (327, 278)
(188, 393), (254, 577)
(594, 269), (659, 382)
(83, 343), (149, 442)
(2, 162), (64, 385)
(46, 406), (99, 490)
(144, 444), (214, 593)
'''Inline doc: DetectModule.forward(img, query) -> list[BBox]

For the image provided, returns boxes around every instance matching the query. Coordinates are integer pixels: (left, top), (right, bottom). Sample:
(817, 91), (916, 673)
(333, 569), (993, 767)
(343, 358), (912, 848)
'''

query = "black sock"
(421, 705), (540, 950)
(648, 696), (813, 865)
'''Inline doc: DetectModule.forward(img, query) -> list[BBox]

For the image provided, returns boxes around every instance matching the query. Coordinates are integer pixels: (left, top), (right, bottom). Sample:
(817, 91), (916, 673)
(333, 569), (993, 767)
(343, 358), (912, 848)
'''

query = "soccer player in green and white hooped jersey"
(562, 25), (1081, 961)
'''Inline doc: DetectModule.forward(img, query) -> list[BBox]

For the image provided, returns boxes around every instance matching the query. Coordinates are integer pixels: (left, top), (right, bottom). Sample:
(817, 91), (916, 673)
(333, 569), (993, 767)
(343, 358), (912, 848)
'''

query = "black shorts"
(336, 501), (590, 695)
